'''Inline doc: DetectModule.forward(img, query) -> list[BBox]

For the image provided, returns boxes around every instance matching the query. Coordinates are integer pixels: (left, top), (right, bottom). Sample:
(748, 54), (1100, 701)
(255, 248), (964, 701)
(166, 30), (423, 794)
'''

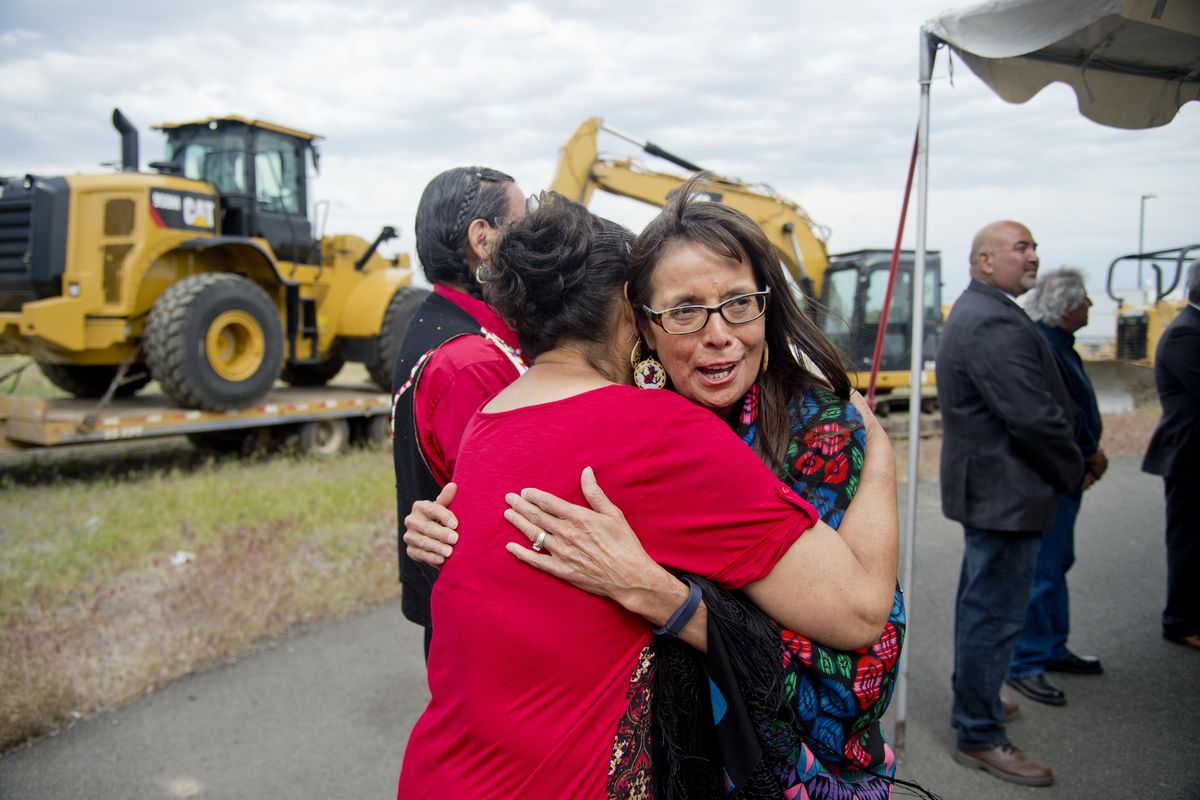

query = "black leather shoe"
(1006, 673), (1066, 706)
(1044, 653), (1103, 674)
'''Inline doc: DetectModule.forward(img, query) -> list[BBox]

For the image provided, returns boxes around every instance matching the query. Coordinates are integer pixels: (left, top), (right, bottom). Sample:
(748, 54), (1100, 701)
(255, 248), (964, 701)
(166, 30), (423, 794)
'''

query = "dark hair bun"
(485, 195), (633, 359)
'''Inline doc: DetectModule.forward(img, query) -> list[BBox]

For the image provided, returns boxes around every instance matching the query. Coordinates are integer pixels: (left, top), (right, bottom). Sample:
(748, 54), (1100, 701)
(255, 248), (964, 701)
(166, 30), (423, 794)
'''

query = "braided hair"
(414, 166), (515, 298)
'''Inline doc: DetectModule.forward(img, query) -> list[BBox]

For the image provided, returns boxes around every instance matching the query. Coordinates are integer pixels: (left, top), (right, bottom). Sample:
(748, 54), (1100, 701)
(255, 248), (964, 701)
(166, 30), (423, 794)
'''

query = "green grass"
(0, 443), (401, 750)
(0, 448), (393, 625)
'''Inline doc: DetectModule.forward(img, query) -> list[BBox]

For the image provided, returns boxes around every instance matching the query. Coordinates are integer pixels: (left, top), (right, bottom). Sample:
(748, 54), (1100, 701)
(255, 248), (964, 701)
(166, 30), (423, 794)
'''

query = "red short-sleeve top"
(398, 385), (818, 799)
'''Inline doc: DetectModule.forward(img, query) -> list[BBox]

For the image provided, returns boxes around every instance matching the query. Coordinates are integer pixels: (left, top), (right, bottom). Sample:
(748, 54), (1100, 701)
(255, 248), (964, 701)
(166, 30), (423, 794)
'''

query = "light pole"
(1138, 193), (1156, 291)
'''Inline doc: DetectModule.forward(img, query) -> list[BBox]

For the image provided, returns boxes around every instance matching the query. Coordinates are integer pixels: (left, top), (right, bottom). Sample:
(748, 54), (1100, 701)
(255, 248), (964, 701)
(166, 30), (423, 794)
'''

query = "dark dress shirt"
(1036, 322), (1102, 459)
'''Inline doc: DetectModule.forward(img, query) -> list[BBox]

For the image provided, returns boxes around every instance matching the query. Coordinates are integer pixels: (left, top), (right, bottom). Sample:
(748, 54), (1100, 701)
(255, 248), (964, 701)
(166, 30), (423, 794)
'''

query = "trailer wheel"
(145, 273), (283, 410)
(352, 414), (390, 446)
(365, 286), (430, 389)
(187, 427), (275, 457)
(37, 363), (152, 399)
(298, 418), (349, 456)
(282, 355), (346, 387)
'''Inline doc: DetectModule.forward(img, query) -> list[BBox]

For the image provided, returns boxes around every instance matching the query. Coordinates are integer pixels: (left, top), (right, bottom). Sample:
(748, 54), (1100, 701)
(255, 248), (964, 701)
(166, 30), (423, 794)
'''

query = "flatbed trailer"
(0, 385), (391, 458)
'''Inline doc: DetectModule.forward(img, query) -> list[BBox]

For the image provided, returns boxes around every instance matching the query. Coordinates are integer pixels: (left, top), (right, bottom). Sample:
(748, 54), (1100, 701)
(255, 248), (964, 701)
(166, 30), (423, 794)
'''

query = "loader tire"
(281, 355), (346, 387)
(366, 286), (430, 390)
(144, 273), (283, 411)
(37, 363), (151, 399)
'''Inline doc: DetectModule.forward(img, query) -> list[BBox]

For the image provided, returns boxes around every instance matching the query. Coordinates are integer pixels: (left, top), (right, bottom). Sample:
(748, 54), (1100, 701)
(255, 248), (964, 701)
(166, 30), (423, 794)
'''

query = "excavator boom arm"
(548, 118), (830, 298)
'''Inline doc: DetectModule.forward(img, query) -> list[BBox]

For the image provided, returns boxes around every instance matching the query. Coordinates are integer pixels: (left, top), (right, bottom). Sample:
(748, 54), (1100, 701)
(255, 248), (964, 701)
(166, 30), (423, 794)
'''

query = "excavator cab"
(153, 116), (319, 264)
(818, 250), (943, 387)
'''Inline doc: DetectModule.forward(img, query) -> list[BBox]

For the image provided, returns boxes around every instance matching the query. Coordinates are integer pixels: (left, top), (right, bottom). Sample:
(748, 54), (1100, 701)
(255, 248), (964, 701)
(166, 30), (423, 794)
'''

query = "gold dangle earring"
(475, 237), (494, 284)
(631, 339), (666, 390)
(760, 342), (769, 376)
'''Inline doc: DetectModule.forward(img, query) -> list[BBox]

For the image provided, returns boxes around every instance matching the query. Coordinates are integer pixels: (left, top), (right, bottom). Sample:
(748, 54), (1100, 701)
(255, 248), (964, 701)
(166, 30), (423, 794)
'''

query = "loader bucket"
(1083, 359), (1156, 413)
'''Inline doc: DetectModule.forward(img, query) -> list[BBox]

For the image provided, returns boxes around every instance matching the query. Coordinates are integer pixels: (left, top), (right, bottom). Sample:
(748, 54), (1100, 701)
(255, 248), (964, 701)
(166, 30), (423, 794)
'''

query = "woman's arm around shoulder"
(403, 483), (460, 567)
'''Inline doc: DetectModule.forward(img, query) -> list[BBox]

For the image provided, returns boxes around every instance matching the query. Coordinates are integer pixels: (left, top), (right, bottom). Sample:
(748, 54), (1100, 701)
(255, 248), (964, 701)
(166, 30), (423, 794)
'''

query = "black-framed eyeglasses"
(643, 288), (771, 335)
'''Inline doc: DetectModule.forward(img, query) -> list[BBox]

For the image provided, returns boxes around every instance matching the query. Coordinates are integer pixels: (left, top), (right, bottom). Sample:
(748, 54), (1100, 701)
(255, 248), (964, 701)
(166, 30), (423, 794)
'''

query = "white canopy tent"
(892, 0), (1200, 745)
(926, 0), (1200, 129)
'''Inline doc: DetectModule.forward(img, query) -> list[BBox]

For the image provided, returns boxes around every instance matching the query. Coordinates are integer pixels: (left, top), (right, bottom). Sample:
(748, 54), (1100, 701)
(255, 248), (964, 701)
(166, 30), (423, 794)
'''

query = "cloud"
(0, 0), (1196, 340)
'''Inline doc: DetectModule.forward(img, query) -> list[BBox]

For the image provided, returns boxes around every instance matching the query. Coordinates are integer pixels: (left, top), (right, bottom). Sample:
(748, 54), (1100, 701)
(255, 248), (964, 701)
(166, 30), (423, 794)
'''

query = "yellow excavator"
(548, 118), (942, 411)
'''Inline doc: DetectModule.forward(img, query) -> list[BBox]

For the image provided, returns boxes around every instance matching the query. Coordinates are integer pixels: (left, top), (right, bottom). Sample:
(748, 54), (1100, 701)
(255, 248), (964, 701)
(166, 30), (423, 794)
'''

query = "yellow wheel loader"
(1085, 244), (1198, 412)
(1106, 244), (1196, 363)
(0, 109), (426, 410)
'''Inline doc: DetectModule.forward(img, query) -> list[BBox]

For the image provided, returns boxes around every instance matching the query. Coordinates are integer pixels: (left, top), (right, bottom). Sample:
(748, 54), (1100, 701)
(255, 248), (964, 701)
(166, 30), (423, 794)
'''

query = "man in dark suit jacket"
(938, 220), (1084, 787)
(1142, 260), (1200, 652)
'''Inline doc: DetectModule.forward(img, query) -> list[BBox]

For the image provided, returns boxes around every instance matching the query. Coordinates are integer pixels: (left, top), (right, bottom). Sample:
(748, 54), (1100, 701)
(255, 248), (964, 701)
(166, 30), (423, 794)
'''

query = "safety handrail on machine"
(1106, 244), (1200, 305)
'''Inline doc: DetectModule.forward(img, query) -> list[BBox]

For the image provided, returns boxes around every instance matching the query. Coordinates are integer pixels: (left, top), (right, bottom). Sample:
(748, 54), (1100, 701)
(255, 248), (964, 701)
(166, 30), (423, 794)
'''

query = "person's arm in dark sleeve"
(966, 315), (1084, 494)
(1158, 323), (1200, 404)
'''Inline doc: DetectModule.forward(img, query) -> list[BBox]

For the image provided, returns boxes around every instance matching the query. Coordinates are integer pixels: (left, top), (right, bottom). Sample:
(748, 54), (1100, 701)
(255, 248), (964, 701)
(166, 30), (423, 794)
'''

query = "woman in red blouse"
(396, 196), (897, 799)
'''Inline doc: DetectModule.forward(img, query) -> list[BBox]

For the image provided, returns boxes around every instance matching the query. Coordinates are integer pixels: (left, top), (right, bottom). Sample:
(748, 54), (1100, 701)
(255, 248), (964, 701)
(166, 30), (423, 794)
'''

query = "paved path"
(2, 458), (1197, 799)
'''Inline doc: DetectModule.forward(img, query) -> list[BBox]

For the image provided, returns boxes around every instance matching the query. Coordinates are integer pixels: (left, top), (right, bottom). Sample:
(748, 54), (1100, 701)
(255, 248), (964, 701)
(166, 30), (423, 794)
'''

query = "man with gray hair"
(1142, 260), (1200, 651)
(1006, 268), (1108, 707)
(938, 220), (1083, 786)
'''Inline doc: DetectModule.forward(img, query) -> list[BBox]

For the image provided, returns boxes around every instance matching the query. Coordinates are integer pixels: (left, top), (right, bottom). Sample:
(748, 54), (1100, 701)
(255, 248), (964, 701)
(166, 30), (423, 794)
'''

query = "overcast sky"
(2, 0), (1197, 341)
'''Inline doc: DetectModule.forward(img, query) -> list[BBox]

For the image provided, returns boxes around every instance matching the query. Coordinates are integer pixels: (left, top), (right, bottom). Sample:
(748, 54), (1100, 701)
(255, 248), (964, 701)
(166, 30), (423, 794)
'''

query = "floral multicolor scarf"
(649, 385), (908, 800)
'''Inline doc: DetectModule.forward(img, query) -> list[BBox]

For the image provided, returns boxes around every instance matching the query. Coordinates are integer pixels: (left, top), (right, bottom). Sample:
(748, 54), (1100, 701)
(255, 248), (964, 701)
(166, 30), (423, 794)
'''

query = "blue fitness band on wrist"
(653, 578), (702, 638)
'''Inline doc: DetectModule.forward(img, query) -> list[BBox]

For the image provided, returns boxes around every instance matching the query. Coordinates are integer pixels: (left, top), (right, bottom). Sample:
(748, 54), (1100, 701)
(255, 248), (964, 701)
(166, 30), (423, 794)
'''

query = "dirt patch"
(0, 516), (400, 751)
(1095, 404), (1160, 458)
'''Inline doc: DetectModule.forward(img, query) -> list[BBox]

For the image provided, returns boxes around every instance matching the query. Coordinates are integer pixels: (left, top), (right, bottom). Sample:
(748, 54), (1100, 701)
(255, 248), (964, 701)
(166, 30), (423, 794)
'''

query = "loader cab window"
(253, 132), (302, 215)
(248, 130), (313, 262)
(306, 147), (320, 227)
(169, 133), (248, 196)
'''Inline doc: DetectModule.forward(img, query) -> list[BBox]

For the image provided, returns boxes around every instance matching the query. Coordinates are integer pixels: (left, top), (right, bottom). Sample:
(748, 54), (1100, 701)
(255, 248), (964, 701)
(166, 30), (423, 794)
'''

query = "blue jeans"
(952, 527), (1042, 750)
(1009, 494), (1082, 676)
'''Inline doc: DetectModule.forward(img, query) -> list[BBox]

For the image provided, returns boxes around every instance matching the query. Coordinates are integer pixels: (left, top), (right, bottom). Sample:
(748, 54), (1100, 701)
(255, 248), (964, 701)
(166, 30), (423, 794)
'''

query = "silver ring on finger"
(531, 531), (547, 552)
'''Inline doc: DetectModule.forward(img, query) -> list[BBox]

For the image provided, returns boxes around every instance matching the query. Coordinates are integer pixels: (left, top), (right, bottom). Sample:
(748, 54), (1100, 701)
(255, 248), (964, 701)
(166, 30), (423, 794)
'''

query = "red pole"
(867, 129), (920, 409)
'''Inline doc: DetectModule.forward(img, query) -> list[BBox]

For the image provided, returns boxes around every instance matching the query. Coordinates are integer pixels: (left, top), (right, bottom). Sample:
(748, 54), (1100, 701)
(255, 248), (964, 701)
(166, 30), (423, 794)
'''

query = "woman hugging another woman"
(400, 181), (911, 800)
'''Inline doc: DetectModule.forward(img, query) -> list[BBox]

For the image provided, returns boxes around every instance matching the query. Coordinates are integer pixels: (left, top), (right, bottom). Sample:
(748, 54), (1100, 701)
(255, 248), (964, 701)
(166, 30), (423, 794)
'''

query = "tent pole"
(893, 25), (938, 754)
